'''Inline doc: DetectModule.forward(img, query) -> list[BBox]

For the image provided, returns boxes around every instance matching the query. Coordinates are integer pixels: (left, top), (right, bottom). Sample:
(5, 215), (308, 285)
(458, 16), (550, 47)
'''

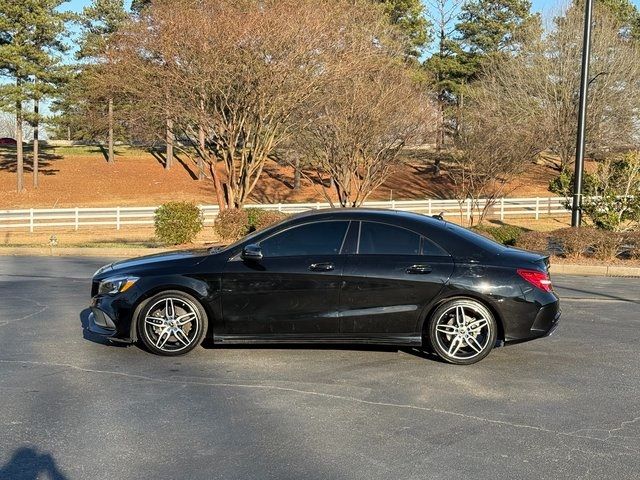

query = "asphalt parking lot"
(0, 256), (638, 480)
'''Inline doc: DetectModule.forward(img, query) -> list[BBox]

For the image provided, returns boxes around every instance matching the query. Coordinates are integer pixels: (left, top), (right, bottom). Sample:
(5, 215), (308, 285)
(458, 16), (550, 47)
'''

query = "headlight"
(98, 276), (139, 295)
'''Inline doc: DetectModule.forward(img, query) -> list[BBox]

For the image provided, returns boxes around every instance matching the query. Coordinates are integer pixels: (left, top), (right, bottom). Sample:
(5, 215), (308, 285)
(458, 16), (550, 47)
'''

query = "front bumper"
(87, 293), (136, 343)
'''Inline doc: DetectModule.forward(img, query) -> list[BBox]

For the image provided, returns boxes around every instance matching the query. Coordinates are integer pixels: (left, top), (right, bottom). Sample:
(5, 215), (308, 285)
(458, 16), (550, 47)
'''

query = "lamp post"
(571, 0), (594, 227)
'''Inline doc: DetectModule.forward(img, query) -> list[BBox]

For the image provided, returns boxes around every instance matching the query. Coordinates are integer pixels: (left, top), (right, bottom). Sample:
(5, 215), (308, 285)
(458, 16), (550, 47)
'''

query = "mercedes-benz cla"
(89, 209), (560, 364)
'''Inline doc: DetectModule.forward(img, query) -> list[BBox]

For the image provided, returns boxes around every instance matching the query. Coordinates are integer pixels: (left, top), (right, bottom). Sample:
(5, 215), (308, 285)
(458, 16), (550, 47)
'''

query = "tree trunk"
(293, 157), (301, 190)
(165, 117), (173, 170)
(198, 125), (206, 180)
(33, 93), (39, 189)
(209, 155), (226, 211)
(16, 93), (24, 193)
(108, 97), (114, 163)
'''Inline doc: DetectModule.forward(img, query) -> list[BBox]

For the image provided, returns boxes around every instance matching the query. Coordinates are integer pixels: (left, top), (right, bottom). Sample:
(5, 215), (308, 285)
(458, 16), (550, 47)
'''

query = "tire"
(137, 290), (208, 356)
(427, 298), (497, 365)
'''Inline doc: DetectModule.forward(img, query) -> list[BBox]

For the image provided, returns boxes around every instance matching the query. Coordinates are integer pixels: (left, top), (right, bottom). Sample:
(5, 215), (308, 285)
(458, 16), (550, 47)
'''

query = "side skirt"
(213, 334), (422, 347)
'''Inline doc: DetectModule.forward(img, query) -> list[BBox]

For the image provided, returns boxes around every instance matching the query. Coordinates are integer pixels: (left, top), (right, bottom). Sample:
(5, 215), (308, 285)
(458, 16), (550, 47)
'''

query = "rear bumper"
(531, 303), (561, 336)
(504, 300), (561, 344)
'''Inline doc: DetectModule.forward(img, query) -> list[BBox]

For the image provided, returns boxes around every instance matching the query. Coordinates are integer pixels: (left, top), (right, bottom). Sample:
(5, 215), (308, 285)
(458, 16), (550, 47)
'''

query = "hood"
(94, 248), (211, 278)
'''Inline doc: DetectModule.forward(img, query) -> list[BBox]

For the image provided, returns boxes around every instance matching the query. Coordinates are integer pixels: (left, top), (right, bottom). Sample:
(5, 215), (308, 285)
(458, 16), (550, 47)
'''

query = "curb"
(551, 263), (640, 277)
(1, 248), (640, 277)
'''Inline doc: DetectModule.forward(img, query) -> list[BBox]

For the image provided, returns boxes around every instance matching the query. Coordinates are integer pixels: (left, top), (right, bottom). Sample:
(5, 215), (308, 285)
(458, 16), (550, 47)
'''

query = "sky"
(63, 0), (640, 16)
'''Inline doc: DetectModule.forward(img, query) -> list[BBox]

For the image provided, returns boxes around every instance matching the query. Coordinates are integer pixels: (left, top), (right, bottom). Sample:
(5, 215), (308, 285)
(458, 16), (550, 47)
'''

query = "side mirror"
(241, 244), (263, 261)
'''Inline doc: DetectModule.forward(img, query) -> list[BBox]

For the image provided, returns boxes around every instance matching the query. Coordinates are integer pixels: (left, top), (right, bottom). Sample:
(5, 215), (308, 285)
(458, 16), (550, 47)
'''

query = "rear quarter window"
(444, 223), (506, 253)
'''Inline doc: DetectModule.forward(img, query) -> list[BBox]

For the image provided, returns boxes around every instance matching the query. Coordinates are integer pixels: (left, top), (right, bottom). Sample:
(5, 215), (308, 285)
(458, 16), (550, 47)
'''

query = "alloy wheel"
(432, 302), (494, 363)
(143, 297), (201, 353)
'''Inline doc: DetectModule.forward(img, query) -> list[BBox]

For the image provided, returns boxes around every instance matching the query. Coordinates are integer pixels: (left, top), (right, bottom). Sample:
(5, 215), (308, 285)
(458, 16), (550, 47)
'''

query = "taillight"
(517, 268), (553, 292)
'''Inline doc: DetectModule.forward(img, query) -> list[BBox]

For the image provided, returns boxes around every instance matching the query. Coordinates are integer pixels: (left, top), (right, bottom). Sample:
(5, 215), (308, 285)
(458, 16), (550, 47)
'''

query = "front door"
(221, 220), (350, 336)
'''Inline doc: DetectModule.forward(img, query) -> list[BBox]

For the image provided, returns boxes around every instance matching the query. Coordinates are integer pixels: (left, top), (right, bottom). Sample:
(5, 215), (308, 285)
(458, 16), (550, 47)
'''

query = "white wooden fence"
(0, 197), (570, 232)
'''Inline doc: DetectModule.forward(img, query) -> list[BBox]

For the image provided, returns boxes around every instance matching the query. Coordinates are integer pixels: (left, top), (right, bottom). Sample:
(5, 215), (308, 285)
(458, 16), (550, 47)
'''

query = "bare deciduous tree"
(513, 5), (640, 171)
(103, 0), (403, 210)
(297, 60), (435, 207)
(448, 53), (544, 225)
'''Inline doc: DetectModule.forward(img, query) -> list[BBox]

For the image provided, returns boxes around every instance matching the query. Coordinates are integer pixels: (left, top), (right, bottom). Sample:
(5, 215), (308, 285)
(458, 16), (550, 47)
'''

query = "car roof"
(286, 208), (446, 227)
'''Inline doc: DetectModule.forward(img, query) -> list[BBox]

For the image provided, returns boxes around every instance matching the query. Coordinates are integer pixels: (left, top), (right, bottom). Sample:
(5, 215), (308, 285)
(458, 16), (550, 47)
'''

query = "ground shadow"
(148, 148), (200, 180)
(85, 145), (125, 160)
(148, 148), (166, 168)
(0, 446), (68, 480)
(174, 153), (199, 180)
(204, 342), (443, 362)
(263, 167), (294, 190)
(79, 308), (129, 348)
(553, 284), (640, 304)
(0, 146), (62, 175)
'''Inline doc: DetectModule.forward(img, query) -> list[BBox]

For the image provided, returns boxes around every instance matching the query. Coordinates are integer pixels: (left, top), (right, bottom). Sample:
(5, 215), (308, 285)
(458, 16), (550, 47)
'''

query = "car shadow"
(78, 308), (442, 361)
(0, 446), (68, 480)
(79, 308), (128, 348)
(203, 341), (443, 362)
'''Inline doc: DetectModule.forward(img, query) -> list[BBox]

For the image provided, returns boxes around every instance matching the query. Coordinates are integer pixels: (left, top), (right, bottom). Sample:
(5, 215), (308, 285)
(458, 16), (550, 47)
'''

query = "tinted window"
(358, 222), (421, 255)
(445, 222), (506, 253)
(260, 221), (349, 257)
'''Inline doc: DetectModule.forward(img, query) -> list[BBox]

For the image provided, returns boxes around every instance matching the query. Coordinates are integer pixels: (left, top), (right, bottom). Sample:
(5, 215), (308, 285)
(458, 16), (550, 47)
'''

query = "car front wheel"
(428, 298), (497, 365)
(137, 290), (207, 356)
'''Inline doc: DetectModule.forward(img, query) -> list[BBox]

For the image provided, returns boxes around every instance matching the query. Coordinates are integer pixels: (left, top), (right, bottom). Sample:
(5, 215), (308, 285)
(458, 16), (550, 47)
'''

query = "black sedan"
(89, 209), (560, 364)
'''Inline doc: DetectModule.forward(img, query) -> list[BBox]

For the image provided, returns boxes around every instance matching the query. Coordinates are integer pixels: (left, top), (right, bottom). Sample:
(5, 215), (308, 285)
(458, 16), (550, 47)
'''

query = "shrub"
(472, 224), (524, 245)
(214, 208), (249, 242)
(245, 208), (288, 233)
(621, 231), (640, 260)
(549, 227), (599, 258)
(252, 210), (288, 231)
(516, 231), (550, 253)
(591, 230), (623, 261)
(486, 225), (525, 246)
(154, 202), (204, 245)
(470, 226), (496, 241)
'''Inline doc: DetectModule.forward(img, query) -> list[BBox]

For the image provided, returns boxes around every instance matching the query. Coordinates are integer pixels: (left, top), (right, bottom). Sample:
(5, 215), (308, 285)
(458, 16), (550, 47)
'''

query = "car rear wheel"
(137, 291), (207, 356)
(428, 298), (497, 365)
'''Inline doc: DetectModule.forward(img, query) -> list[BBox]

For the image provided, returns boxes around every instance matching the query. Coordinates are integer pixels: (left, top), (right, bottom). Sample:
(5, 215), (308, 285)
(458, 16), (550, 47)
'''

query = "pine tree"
(77, 0), (129, 164)
(378, 0), (432, 58)
(455, 0), (540, 81)
(0, 0), (69, 191)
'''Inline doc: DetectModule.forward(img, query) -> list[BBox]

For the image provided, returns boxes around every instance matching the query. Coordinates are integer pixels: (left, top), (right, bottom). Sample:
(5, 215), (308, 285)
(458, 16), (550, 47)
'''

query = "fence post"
(548, 197), (552, 216)
(391, 200), (396, 209)
(278, 203), (282, 212)
(116, 207), (121, 230)
(75, 207), (79, 231)
(316, 202), (320, 210)
(500, 198), (504, 221)
(535, 197), (540, 220)
(466, 198), (471, 225)
(29, 208), (34, 233)
(428, 198), (432, 216)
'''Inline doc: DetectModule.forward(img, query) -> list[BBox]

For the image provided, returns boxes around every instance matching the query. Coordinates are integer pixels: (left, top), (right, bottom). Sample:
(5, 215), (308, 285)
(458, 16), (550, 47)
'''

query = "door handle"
(406, 264), (432, 274)
(309, 262), (335, 272)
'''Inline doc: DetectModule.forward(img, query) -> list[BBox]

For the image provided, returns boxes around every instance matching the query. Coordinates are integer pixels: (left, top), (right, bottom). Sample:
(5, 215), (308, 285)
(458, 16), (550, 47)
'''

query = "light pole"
(571, 0), (594, 227)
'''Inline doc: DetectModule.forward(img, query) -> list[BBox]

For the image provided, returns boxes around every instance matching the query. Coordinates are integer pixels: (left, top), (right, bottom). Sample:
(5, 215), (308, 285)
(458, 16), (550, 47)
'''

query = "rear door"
(340, 221), (454, 335)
